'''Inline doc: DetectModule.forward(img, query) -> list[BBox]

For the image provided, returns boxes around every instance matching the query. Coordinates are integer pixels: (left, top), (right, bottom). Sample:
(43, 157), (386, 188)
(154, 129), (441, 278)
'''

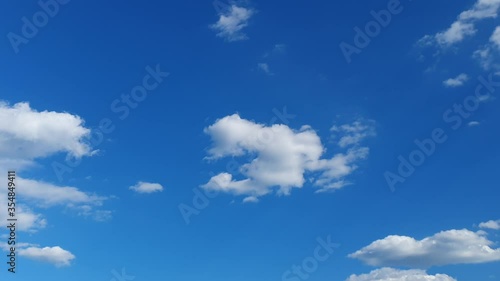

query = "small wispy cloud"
(129, 181), (164, 194)
(443, 73), (469, 87)
(468, 121), (481, 127)
(263, 44), (287, 57)
(257, 63), (273, 75)
(210, 5), (255, 42)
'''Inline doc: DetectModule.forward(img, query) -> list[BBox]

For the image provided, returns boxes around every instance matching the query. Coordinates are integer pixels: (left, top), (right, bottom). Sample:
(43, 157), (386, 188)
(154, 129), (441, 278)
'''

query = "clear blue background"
(0, 0), (499, 280)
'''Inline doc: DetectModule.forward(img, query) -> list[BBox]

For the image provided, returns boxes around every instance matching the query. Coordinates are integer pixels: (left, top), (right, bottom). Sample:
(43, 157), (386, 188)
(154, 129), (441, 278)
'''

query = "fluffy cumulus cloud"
(443, 73), (469, 87)
(419, 0), (500, 47)
(18, 246), (75, 267)
(201, 115), (374, 201)
(346, 268), (457, 281)
(0, 102), (93, 166)
(349, 229), (500, 268)
(129, 181), (164, 194)
(210, 5), (254, 42)
(479, 219), (500, 230)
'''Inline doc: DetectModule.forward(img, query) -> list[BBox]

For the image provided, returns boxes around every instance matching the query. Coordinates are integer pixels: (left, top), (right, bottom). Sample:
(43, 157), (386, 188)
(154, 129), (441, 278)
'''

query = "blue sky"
(1, 0), (500, 280)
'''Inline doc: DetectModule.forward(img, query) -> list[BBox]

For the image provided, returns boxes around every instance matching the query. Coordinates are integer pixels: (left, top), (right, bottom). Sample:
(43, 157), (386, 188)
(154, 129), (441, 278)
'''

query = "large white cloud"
(201, 115), (374, 201)
(419, 0), (500, 47)
(0, 102), (93, 163)
(210, 5), (254, 42)
(349, 229), (500, 268)
(346, 268), (457, 281)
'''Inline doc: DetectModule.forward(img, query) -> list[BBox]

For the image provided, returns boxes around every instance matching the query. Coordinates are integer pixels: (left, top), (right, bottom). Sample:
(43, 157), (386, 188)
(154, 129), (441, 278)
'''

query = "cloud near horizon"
(349, 228), (500, 268)
(346, 268), (457, 281)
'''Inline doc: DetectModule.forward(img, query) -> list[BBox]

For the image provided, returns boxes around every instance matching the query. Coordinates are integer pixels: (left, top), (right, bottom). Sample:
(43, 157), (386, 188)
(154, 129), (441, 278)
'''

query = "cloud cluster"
(346, 268), (456, 281)
(0, 101), (108, 265)
(202, 115), (374, 201)
(210, 5), (254, 42)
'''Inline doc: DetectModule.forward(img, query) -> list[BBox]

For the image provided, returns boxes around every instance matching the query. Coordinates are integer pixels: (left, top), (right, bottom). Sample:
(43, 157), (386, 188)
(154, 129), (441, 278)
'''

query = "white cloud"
(0, 177), (110, 222)
(473, 26), (500, 69)
(419, 0), (500, 47)
(210, 5), (254, 42)
(242, 196), (259, 203)
(18, 246), (75, 267)
(257, 63), (273, 75)
(436, 22), (476, 46)
(490, 26), (500, 48)
(346, 268), (457, 281)
(443, 73), (469, 87)
(0, 198), (46, 232)
(459, 0), (500, 20)
(480, 220), (500, 230)
(201, 115), (374, 200)
(129, 181), (164, 194)
(0, 102), (93, 164)
(16, 178), (105, 207)
(349, 229), (500, 268)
